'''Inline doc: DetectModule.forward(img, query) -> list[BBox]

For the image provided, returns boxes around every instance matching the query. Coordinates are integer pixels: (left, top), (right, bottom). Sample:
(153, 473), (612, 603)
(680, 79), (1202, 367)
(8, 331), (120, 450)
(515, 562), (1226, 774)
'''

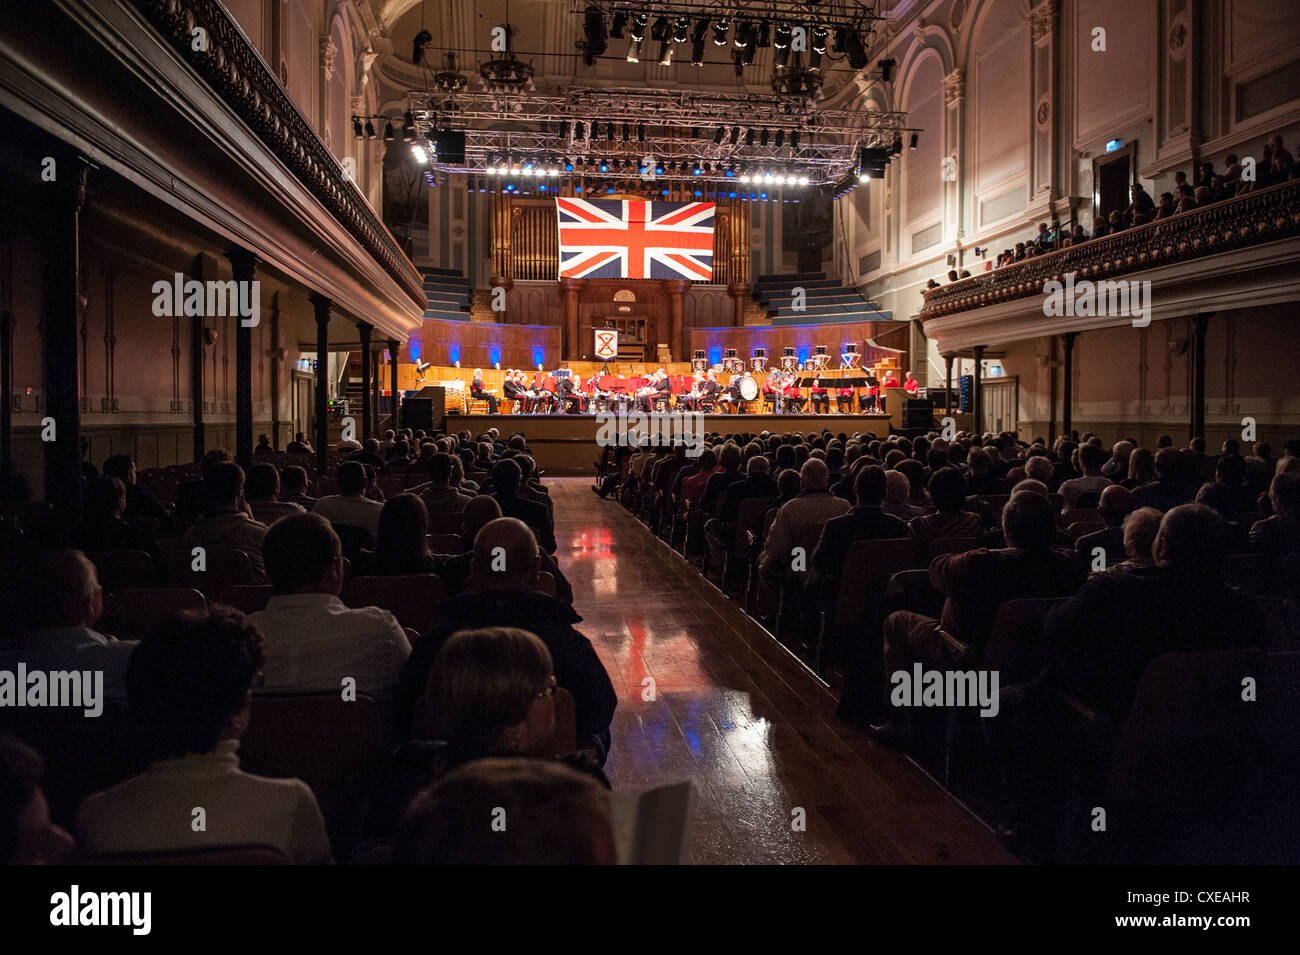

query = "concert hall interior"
(1, 0), (1300, 888)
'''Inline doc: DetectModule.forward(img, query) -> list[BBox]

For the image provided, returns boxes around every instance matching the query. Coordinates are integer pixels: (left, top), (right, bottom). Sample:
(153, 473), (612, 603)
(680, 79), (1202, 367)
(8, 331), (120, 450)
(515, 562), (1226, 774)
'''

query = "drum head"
(739, 375), (759, 401)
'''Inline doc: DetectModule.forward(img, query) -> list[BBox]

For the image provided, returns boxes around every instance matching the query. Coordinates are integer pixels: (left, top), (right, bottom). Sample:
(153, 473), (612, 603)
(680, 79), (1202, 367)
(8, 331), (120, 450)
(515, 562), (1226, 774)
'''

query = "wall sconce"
(1167, 339), (1188, 357)
(203, 328), (218, 346)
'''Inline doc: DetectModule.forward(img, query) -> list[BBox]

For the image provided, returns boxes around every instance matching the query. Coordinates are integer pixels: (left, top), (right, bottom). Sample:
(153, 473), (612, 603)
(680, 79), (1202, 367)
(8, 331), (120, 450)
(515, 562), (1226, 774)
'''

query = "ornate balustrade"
(132, 0), (426, 307)
(919, 179), (1300, 320)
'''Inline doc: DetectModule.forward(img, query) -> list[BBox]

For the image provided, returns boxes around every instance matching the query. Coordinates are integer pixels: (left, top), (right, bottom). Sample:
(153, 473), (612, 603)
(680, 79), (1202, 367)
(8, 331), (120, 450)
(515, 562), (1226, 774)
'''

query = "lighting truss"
(567, 1), (885, 35)
(408, 86), (913, 187)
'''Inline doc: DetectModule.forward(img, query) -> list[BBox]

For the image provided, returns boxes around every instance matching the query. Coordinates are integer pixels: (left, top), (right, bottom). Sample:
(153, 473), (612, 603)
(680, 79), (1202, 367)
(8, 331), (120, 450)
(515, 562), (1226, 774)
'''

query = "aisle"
(548, 478), (1016, 865)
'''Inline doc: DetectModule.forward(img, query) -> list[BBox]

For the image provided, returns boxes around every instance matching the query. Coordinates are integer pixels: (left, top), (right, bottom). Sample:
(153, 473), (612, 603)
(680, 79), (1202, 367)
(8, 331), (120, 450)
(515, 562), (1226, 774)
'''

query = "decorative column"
(1190, 314), (1210, 442)
(309, 294), (331, 473)
(387, 338), (401, 432)
(661, 279), (688, 361)
(269, 293), (281, 450)
(356, 320), (373, 441)
(971, 345), (985, 436)
(371, 349), (381, 437)
(943, 352), (954, 416)
(561, 277), (583, 361)
(727, 283), (750, 328)
(42, 152), (89, 523)
(942, 69), (965, 240)
(1061, 331), (1077, 438)
(225, 247), (257, 469)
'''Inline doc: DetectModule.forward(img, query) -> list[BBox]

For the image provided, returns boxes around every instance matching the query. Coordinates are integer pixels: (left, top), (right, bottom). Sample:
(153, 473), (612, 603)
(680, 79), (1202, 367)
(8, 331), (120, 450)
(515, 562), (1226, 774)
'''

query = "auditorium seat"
(819, 537), (916, 672)
(1059, 507), (1099, 528)
(214, 584), (274, 615)
(426, 532), (466, 554)
(239, 690), (386, 856)
(1102, 649), (1270, 863)
(85, 549), (159, 594)
(926, 537), (979, 561)
(1066, 520), (1107, 541)
(728, 498), (773, 600)
(551, 687), (577, 758)
(982, 598), (1069, 686)
(886, 569), (945, 619)
(341, 573), (446, 632)
(97, 588), (207, 641)
(332, 523), (374, 563)
(171, 549), (254, 600)
(84, 844), (292, 865)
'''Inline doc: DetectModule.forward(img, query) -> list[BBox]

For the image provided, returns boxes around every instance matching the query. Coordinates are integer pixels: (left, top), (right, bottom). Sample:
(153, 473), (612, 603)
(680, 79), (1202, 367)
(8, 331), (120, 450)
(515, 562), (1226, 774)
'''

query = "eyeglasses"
(536, 676), (557, 699)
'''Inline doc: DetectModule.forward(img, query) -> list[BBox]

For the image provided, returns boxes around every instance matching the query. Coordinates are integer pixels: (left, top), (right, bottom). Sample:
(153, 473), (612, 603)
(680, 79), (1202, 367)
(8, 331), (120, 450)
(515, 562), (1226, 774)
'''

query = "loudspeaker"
(435, 130), (466, 165)
(402, 397), (433, 431)
(903, 399), (934, 430)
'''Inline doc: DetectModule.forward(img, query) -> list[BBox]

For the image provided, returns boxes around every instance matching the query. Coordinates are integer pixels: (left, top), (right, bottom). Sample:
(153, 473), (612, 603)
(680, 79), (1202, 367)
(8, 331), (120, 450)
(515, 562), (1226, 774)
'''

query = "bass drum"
(738, 374), (760, 402)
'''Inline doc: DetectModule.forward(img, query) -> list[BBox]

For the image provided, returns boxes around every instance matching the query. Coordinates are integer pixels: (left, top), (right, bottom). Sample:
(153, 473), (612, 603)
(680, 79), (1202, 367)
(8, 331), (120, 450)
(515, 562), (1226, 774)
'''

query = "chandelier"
(434, 52), (468, 94)
(478, 23), (536, 102)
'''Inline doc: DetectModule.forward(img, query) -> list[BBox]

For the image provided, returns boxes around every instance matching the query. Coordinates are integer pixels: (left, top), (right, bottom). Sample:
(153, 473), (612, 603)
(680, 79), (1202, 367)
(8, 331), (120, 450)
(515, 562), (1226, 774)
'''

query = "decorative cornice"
(942, 69), (965, 104)
(920, 180), (1300, 320)
(1027, 0), (1056, 42)
(130, 0), (425, 308)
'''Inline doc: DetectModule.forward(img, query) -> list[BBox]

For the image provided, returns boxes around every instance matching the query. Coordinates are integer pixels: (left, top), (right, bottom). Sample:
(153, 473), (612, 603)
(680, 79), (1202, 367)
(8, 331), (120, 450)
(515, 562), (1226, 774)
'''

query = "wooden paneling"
(413, 317), (562, 370)
(688, 321), (884, 361)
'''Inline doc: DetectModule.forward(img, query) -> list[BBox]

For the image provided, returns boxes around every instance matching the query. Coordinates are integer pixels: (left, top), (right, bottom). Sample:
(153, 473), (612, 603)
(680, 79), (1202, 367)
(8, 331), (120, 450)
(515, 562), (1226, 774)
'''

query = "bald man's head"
(1097, 484), (1133, 526)
(470, 517), (541, 591)
(800, 457), (830, 492)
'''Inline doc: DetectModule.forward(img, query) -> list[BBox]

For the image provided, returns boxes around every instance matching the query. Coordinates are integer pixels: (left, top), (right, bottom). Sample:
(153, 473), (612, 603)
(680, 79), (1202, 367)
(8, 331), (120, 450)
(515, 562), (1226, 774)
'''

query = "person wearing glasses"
(362, 626), (611, 848)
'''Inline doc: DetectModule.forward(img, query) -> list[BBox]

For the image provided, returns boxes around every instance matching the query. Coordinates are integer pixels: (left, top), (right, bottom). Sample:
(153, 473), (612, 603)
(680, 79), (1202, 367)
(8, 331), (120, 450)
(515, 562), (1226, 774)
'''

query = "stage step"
(755, 270), (826, 285)
(772, 303), (884, 319)
(771, 310), (894, 325)
(763, 293), (881, 310)
(422, 308), (471, 322)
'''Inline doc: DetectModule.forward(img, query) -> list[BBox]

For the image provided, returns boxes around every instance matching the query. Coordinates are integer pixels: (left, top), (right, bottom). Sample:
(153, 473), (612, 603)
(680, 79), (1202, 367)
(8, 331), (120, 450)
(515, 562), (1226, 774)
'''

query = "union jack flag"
(556, 198), (715, 281)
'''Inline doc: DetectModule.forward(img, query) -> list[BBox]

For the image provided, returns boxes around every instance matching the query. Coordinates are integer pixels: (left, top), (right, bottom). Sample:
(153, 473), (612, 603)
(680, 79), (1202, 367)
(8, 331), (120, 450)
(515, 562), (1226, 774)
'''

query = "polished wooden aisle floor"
(549, 478), (1017, 865)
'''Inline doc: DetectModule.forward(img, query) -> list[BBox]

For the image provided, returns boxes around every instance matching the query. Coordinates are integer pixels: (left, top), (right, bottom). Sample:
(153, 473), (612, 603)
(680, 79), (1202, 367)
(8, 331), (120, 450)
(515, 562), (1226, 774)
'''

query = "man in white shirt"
(310, 460), (383, 540)
(181, 461), (269, 582)
(758, 458), (850, 615)
(1, 549), (137, 701)
(249, 513), (410, 696)
(76, 607), (331, 863)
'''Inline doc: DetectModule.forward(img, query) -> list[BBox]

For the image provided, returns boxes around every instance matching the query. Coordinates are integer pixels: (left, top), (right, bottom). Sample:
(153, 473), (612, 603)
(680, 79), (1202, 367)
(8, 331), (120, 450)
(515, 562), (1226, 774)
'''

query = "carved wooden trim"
(920, 180), (1300, 320)
(130, 0), (425, 307)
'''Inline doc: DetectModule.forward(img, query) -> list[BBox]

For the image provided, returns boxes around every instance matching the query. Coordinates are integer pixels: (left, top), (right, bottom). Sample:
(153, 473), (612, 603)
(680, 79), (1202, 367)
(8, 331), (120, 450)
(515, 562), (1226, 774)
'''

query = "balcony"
(919, 179), (1300, 322)
(130, 0), (425, 308)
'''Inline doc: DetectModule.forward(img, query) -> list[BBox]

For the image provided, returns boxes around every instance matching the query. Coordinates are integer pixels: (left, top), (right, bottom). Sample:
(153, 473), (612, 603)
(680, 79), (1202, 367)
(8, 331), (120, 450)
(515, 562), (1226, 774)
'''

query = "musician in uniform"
(810, 374), (829, 414)
(836, 379), (854, 414)
(471, 369), (498, 414)
(763, 370), (781, 413)
(860, 371), (880, 413)
(653, 368), (672, 412)
(677, 371), (704, 411)
(556, 370), (579, 414)
(699, 370), (720, 412)
(782, 372), (806, 414)
(502, 370), (521, 413)
(880, 368), (899, 414)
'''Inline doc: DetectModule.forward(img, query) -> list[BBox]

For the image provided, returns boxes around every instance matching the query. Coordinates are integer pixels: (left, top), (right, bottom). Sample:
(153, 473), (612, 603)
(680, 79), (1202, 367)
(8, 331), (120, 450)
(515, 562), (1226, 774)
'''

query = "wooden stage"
(443, 411), (897, 474)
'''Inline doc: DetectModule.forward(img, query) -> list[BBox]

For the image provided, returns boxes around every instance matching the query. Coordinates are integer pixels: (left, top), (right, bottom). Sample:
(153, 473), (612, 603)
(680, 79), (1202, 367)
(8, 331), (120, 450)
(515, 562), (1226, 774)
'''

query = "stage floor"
(443, 411), (896, 473)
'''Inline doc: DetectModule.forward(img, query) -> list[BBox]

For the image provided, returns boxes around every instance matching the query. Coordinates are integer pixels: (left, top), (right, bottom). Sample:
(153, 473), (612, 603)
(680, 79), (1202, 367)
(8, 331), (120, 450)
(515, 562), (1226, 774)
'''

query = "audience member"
(180, 461), (268, 582)
(0, 736), (75, 864)
(311, 461), (384, 540)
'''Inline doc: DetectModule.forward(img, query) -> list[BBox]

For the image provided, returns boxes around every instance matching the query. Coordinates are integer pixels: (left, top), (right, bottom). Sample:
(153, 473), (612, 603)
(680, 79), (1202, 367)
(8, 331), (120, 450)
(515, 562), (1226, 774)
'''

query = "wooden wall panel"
(688, 321), (883, 362)
(412, 317), (562, 370)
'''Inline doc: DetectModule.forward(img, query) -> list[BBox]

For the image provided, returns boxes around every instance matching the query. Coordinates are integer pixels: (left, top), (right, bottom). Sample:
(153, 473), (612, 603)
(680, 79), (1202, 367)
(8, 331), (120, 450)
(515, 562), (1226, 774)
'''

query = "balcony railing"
(131, 0), (426, 307)
(919, 179), (1300, 320)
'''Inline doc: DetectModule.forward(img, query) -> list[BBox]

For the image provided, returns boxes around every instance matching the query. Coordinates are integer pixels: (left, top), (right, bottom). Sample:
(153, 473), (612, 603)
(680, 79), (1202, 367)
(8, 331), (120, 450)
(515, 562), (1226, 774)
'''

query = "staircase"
(753, 271), (895, 325)
(420, 267), (472, 321)
(469, 289), (498, 323)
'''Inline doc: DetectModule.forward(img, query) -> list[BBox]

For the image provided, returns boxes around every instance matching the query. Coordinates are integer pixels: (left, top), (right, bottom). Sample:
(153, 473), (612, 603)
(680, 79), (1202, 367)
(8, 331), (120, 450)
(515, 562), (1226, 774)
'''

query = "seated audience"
(811, 467), (909, 585)
(490, 459), (556, 555)
(77, 475), (163, 570)
(1250, 471), (1300, 558)
(882, 469), (927, 522)
(0, 736), (75, 864)
(1102, 506), (1163, 576)
(360, 494), (439, 577)
(243, 463), (305, 526)
(394, 757), (616, 865)
(278, 466), (316, 510)
(249, 514), (410, 695)
(1058, 443), (1112, 507)
(1073, 485), (1132, 566)
(101, 454), (169, 525)
(1131, 448), (1198, 512)
(180, 461), (268, 582)
(398, 518), (616, 759)
(2, 549), (137, 700)
(76, 607), (332, 863)
(908, 466), (983, 546)
(419, 452), (473, 535)
(311, 461), (384, 540)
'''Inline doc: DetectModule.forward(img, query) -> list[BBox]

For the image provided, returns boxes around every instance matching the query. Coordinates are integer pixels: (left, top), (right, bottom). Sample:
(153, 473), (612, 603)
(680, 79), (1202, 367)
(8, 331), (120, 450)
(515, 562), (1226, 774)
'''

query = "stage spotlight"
(599, 161), (609, 173)
(629, 13), (648, 43)
(383, 121), (395, 143)
(775, 130), (785, 148)
(637, 124), (646, 142)
(623, 123), (631, 142)
(832, 28), (847, 52)
(734, 21), (752, 49)
(729, 126), (740, 145)
(745, 127), (756, 146)
(626, 39), (641, 62)
(756, 21), (771, 47)
(773, 23), (792, 49)
(879, 58), (896, 82)
(760, 129), (769, 147)
(714, 126), (725, 144)
(411, 144), (428, 164)
(845, 32), (868, 70)
(774, 44), (791, 68)
(693, 164), (703, 175)
(691, 37), (706, 65)
(401, 111), (416, 143)
(658, 40), (673, 66)
(651, 16), (669, 42)
(789, 130), (800, 149)
(607, 122), (616, 141)
(364, 120), (376, 139)
(910, 132), (919, 149)
(610, 11), (628, 38)
(673, 17), (690, 43)
(811, 26), (828, 54)
(890, 135), (904, 156)
(582, 6), (607, 62)
(712, 19), (729, 46)
(352, 117), (365, 139)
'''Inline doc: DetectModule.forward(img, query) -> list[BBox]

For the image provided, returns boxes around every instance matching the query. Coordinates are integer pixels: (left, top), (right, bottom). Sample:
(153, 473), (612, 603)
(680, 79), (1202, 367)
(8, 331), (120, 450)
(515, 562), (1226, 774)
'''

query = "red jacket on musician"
(903, 377), (920, 395)
(882, 374), (899, 388)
